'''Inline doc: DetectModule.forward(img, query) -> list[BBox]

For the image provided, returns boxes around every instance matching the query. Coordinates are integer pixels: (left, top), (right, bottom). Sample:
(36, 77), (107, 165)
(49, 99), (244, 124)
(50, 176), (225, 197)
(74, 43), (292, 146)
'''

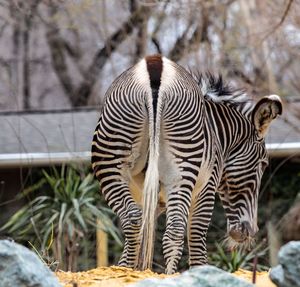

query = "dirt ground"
(56, 266), (276, 287)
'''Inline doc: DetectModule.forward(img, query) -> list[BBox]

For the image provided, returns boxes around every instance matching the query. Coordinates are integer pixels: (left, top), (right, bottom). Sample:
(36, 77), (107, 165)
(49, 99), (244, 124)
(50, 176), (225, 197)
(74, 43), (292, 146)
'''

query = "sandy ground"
(56, 266), (276, 287)
(234, 269), (276, 287)
(56, 266), (174, 287)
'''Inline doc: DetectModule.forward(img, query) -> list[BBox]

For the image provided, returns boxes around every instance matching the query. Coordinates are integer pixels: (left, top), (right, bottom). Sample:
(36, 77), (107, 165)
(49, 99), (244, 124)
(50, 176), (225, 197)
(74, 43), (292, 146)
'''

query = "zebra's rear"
(91, 55), (207, 273)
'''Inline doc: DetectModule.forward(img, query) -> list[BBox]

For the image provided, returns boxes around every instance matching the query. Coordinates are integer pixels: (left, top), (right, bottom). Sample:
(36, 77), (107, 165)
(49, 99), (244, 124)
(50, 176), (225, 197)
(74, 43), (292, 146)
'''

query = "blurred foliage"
(209, 242), (269, 273)
(0, 165), (122, 271)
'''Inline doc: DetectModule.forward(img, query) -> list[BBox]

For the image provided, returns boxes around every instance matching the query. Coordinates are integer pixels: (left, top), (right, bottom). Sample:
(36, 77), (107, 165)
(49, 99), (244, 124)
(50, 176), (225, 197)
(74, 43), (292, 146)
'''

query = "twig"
(252, 254), (258, 284)
(261, 0), (294, 42)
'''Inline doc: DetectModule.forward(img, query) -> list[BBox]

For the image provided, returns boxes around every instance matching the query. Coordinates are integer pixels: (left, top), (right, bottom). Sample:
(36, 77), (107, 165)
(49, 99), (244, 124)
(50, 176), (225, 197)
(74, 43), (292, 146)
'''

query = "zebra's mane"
(192, 72), (252, 111)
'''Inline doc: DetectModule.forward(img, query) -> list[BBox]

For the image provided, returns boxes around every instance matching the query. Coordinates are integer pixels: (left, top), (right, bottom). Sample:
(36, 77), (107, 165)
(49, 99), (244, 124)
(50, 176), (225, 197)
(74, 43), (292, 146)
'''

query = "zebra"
(91, 55), (282, 274)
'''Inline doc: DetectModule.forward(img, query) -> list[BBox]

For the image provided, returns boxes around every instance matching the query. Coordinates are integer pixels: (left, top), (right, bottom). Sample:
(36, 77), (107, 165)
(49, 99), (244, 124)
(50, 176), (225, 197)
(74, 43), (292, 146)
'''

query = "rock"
(270, 265), (284, 286)
(0, 240), (62, 287)
(133, 265), (254, 287)
(270, 241), (300, 287)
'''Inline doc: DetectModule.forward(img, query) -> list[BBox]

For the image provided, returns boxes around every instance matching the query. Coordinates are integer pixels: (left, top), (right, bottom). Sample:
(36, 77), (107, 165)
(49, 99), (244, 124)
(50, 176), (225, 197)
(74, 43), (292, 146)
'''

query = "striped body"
(91, 55), (282, 274)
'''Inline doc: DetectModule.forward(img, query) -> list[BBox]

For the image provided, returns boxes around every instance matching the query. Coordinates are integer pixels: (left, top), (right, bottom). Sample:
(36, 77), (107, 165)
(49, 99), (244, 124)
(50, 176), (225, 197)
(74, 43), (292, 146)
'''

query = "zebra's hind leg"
(188, 185), (216, 267)
(99, 174), (142, 268)
(118, 239), (128, 266)
(162, 184), (192, 274)
(118, 203), (142, 267)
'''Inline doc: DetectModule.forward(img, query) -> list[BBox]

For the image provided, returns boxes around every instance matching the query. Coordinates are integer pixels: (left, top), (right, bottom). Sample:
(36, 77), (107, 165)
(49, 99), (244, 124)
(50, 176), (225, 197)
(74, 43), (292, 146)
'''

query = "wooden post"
(96, 219), (108, 267)
(267, 221), (281, 267)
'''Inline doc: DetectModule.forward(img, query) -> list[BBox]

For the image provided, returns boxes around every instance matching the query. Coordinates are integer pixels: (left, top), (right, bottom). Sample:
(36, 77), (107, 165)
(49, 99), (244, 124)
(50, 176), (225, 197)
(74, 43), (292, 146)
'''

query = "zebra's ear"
(252, 95), (282, 138)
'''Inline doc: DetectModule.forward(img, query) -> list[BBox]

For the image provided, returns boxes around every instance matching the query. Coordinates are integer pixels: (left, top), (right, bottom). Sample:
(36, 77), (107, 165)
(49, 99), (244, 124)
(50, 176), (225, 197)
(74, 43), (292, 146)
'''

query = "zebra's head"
(219, 95), (282, 249)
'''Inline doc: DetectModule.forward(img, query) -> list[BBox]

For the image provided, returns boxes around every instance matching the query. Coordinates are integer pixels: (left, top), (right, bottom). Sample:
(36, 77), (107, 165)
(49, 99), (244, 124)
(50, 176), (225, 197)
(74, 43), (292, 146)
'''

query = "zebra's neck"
(204, 99), (254, 157)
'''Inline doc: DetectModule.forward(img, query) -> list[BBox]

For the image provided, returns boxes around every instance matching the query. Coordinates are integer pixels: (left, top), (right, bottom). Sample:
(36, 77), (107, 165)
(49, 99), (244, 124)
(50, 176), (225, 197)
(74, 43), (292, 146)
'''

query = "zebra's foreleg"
(163, 186), (192, 274)
(100, 177), (142, 267)
(188, 185), (216, 266)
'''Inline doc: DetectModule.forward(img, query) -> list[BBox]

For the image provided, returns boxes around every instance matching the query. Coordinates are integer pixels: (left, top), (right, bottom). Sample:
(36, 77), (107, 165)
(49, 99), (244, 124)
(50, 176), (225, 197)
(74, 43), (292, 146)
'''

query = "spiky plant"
(209, 241), (269, 272)
(0, 166), (121, 271)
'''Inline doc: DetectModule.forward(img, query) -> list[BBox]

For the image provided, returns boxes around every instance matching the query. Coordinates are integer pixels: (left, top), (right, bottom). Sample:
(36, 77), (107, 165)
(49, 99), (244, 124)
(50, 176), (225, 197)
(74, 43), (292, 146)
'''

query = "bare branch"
(168, 24), (193, 62)
(46, 5), (74, 99)
(262, 0), (294, 41)
(45, 3), (149, 107)
(168, 4), (209, 62)
(131, 0), (150, 62)
(72, 5), (149, 106)
(150, 0), (169, 54)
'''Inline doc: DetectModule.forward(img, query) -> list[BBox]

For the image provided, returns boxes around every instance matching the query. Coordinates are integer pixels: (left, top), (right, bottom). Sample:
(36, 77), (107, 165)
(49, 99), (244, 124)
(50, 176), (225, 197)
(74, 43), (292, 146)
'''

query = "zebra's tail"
(136, 55), (162, 270)
(137, 128), (160, 270)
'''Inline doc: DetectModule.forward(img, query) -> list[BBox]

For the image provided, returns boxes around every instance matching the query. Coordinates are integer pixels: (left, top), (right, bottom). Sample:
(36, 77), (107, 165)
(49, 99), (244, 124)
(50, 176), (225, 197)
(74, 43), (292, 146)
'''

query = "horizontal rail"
(0, 142), (299, 168)
(266, 142), (300, 158)
(0, 152), (91, 168)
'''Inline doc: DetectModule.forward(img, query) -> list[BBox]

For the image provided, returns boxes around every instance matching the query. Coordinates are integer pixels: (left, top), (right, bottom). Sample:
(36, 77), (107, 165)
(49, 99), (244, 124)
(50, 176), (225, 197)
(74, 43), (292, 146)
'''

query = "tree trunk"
(23, 15), (31, 109)
(11, 1), (23, 110)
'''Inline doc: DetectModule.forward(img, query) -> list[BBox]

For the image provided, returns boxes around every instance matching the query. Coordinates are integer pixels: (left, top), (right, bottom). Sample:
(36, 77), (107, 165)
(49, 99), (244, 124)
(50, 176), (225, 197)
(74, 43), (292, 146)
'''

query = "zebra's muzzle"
(229, 221), (257, 243)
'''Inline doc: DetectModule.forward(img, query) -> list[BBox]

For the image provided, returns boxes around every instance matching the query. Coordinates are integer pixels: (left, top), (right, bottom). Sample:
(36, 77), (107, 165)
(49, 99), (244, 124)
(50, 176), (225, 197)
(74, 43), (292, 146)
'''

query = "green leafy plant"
(0, 166), (121, 271)
(209, 241), (269, 273)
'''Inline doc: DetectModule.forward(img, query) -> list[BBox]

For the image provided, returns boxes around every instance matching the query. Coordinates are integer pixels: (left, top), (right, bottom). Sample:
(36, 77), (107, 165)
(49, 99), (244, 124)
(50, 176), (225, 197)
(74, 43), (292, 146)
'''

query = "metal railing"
(0, 142), (299, 168)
